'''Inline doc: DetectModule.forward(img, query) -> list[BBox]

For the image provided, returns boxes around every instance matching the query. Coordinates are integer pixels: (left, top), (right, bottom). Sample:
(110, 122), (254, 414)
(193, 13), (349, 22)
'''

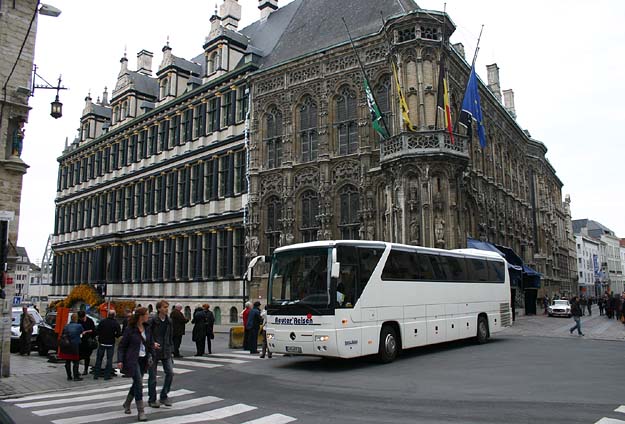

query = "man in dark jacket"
(246, 301), (262, 354)
(147, 300), (175, 408)
(78, 310), (96, 375)
(170, 303), (188, 358)
(19, 306), (35, 355)
(569, 296), (585, 336)
(94, 310), (121, 379)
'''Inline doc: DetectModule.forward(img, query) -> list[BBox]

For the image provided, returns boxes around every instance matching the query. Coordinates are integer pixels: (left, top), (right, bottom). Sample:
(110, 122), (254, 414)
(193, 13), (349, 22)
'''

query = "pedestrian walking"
(246, 301), (262, 354)
(191, 305), (207, 356)
(18, 306), (35, 355)
(59, 313), (85, 381)
(94, 310), (121, 380)
(147, 300), (175, 408)
(569, 296), (585, 336)
(587, 297), (593, 316)
(241, 302), (252, 351)
(77, 310), (96, 375)
(598, 298), (604, 316)
(542, 295), (549, 315)
(260, 305), (272, 359)
(170, 304), (188, 358)
(122, 309), (132, 333)
(203, 304), (215, 355)
(580, 297), (587, 316)
(117, 307), (153, 421)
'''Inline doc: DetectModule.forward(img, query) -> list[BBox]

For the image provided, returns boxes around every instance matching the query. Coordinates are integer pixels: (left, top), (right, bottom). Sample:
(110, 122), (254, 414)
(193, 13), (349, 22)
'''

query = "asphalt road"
(3, 330), (625, 424)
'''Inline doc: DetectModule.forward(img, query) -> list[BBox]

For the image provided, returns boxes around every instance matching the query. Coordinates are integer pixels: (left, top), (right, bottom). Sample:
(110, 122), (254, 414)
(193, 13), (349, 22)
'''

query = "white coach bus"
(246, 241), (512, 363)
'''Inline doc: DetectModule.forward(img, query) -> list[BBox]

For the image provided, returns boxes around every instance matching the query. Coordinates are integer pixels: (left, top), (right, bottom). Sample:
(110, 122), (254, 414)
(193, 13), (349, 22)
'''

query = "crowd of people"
(45, 299), (271, 422)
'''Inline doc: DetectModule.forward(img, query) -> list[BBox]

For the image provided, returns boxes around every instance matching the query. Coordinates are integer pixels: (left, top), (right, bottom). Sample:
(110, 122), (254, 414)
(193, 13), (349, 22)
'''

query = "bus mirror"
(331, 262), (341, 279)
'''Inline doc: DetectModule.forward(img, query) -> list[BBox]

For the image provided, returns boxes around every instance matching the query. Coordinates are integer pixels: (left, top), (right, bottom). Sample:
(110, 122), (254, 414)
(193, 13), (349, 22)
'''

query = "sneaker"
(161, 398), (172, 407)
(148, 400), (161, 408)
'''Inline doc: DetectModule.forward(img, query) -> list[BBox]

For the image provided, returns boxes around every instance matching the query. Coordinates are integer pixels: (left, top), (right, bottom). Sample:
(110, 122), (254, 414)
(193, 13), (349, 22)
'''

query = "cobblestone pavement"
(0, 353), (124, 399)
(504, 305), (625, 341)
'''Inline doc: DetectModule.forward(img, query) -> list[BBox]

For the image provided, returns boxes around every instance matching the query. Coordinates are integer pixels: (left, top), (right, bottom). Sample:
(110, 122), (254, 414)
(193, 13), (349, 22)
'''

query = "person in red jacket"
(241, 302), (252, 351)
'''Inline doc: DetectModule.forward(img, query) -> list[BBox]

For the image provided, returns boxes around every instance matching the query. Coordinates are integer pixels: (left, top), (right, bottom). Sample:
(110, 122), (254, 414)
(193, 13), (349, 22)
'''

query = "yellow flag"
(392, 60), (415, 132)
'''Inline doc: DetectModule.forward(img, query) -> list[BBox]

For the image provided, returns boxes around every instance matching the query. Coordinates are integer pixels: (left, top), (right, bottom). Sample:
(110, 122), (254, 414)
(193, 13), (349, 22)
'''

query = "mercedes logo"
(290, 332), (296, 340)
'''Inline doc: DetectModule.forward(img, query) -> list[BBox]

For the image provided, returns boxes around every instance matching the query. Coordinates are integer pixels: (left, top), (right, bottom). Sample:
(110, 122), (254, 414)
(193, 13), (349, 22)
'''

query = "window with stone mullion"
(335, 87), (358, 155)
(300, 191), (319, 242)
(266, 196), (282, 255)
(299, 98), (318, 162)
(265, 109), (283, 169)
(339, 185), (360, 240)
(375, 76), (392, 137)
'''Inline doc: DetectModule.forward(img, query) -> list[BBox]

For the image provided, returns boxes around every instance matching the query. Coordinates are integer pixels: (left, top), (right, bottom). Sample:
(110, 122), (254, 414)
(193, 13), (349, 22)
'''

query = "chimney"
(220, 0), (241, 30)
(452, 43), (465, 59)
(259, 0), (278, 21)
(503, 89), (516, 119)
(119, 53), (128, 77)
(101, 86), (109, 106)
(486, 63), (501, 101)
(137, 49), (154, 76)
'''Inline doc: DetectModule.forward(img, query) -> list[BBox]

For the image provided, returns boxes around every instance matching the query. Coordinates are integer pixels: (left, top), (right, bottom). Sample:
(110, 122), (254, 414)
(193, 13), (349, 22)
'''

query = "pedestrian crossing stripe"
(242, 414), (297, 424)
(595, 419), (625, 424)
(50, 395), (223, 424)
(186, 355), (248, 364)
(16, 388), (136, 409)
(172, 359), (222, 369)
(616, 406), (625, 413)
(144, 403), (257, 424)
(33, 389), (193, 416)
(4, 383), (134, 403)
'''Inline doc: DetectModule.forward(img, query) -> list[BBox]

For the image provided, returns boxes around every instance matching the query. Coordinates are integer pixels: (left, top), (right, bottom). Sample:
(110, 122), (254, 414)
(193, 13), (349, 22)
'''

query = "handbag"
(59, 330), (72, 353)
(87, 337), (98, 350)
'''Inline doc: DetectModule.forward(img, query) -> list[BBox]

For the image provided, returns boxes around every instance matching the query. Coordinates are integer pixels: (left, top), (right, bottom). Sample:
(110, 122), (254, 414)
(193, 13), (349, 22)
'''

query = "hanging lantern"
(50, 94), (62, 119)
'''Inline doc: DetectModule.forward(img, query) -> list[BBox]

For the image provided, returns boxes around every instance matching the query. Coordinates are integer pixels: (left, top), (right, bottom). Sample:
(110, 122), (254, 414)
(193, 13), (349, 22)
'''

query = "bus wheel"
(378, 325), (398, 363)
(476, 316), (489, 344)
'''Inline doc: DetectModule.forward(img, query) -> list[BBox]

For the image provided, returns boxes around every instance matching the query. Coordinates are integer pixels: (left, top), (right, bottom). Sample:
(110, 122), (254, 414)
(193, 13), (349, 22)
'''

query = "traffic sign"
(12, 295), (21, 306)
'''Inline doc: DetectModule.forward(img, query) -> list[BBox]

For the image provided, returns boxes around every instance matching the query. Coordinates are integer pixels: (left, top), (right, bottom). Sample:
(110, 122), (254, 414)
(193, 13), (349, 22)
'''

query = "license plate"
(285, 346), (302, 353)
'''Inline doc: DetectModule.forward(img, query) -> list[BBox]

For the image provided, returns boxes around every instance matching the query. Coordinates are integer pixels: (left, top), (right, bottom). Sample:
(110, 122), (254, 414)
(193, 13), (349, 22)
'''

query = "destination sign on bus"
(273, 316), (317, 325)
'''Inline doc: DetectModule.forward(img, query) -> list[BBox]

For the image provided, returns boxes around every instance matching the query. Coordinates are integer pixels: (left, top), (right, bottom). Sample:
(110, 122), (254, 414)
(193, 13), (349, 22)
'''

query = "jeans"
(570, 316), (583, 335)
(148, 356), (174, 402)
(94, 345), (114, 378)
(128, 359), (145, 402)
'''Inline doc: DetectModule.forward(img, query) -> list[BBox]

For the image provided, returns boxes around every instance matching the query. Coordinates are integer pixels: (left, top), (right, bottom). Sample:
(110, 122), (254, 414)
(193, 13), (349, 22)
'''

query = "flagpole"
(471, 25), (485, 67)
(341, 17), (391, 139)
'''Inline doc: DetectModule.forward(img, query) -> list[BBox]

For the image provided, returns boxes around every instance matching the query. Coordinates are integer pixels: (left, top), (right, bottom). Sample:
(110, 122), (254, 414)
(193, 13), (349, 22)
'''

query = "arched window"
(114, 106), (120, 123)
(229, 306), (238, 323)
(334, 86), (358, 155)
(213, 306), (221, 324)
(265, 108), (282, 169)
(265, 195), (282, 254)
(300, 190), (319, 242)
(160, 77), (169, 99)
(299, 96), (318, 162)
(184, 306), (191, 320)
(338, 185), (360, 240)
(375, 75), (392, 136)
(121, 101), (128, 119)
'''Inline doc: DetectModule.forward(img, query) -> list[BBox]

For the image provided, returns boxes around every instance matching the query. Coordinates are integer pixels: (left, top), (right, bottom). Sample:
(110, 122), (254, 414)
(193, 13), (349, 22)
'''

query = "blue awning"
(522, 264), (541, 289)
(494, 244), (523, 271)
(467, 238), (503, 255)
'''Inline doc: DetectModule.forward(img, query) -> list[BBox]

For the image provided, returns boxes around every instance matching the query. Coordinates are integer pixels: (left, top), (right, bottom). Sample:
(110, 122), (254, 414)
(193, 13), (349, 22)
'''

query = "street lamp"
(31, 68), (68, 119)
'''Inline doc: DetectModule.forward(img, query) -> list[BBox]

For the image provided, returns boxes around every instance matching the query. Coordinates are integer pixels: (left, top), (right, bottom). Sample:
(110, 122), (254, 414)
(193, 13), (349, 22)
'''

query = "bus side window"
(358, 248), (384, 292)
(487, 260), (505, 283)
(425, 254), (445, 280)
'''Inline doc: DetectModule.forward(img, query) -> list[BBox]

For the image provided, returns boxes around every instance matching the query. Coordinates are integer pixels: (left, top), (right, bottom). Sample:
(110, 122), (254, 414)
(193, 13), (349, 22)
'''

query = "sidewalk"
(505, 305), (625, 341)
(0, 353), (124, 399)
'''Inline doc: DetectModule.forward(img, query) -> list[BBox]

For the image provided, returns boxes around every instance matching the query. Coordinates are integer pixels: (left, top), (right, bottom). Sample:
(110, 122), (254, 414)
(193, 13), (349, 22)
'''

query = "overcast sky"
(20, 0), (625, 263)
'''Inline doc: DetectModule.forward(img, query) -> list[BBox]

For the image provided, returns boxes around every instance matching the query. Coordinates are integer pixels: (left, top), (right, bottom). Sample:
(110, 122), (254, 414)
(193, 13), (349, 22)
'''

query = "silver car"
(547, 300), (572, 318)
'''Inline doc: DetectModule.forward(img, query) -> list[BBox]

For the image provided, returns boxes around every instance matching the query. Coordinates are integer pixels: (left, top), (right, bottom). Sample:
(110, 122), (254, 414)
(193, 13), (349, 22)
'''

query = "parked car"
(10, 307), (56, 355)
(548, 299), (572, 318)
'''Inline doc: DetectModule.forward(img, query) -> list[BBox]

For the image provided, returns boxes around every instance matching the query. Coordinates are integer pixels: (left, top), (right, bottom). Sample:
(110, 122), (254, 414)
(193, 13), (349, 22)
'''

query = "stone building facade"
(0, 0), (37, 291)
(52, 0), (576, 314)
(244, 0), (576, 301)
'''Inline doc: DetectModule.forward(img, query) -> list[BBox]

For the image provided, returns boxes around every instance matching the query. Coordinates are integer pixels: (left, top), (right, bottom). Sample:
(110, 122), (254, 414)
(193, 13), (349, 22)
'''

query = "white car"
(548, 300), (572, 318)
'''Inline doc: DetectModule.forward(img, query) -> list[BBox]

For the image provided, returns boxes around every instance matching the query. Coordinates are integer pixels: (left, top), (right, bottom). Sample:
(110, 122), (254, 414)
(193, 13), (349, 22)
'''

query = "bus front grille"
(500, 302), (512, 327)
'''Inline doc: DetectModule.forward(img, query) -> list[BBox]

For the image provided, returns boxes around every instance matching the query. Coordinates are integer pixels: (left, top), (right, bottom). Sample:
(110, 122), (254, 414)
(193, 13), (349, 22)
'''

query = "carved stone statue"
(245, 236), (259, 257)
(435, 216), (445, 246)
(11, 123), (25, 157)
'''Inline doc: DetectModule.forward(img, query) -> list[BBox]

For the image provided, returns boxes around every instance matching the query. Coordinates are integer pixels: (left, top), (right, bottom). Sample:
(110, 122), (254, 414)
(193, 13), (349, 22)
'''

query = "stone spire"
(118, 52), (128, 77)
(210, 2), (221, 36)
(101, 86), (109, 106)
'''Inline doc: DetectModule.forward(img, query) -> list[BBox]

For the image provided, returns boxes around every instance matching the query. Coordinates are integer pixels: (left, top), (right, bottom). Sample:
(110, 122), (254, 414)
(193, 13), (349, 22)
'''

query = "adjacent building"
(51, 0), (577, 316)
(574, 234), (601, 297)
(573, 219), (624, 295)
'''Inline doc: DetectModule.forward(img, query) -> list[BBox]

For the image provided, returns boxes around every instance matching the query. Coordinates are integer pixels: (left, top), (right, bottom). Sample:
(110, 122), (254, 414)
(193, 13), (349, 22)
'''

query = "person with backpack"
(117, 307), (154, 421)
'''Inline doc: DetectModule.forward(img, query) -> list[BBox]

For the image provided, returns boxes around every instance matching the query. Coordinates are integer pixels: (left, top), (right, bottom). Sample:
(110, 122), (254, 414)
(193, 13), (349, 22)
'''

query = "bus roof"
(273, 241), (506, 261)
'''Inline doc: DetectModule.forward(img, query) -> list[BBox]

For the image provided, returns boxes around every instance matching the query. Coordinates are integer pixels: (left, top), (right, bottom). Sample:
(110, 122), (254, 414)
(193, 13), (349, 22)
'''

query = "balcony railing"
(380, 130), (469, 163)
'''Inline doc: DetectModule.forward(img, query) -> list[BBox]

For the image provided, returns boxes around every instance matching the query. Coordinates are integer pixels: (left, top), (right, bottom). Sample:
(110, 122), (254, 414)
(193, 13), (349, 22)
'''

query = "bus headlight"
(266, 333), (275, 340)
(315, 335), (330, 342)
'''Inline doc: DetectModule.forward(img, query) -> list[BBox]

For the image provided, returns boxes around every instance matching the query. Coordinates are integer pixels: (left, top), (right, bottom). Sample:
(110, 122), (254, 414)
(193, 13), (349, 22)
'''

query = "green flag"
(364, 78), (390, 140)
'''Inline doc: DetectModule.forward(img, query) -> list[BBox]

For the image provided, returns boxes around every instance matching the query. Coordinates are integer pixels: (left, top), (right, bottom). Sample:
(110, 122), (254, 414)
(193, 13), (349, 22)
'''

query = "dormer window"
(114, 106), (120, 123)
(160, 77), (169, 99)
(121, 101), (128, 119)
(207, 51), (220, 75)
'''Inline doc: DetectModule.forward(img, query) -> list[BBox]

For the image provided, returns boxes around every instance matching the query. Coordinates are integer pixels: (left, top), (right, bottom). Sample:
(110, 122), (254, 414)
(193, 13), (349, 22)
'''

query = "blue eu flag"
(459, 65), (487, 148)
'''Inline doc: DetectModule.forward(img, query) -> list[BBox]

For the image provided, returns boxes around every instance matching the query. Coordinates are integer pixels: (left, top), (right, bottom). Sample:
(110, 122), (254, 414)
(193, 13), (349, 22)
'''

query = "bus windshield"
(268, 247), (331, 309)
